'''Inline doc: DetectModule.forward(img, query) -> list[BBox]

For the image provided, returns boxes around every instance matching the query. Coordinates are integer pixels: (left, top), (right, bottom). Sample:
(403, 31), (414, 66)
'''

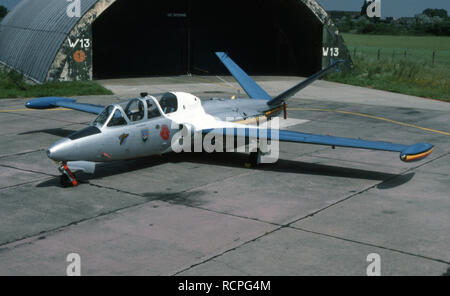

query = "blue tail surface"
(215, 52), (271, 100)
(216, 52), (344, 106)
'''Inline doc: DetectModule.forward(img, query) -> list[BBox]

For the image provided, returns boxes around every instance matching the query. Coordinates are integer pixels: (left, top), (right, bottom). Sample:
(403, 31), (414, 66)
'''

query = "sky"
(1, 0), (450, 18)
(316, 0), (450, 18)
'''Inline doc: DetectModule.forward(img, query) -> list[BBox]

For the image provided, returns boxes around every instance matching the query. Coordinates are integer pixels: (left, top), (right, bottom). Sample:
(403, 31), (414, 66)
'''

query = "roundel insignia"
(74, 50), (86, 63)
(160, 125), (170, 141)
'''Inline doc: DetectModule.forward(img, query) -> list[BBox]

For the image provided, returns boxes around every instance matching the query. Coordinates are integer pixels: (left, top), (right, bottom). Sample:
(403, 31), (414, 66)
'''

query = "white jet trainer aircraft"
(26, 53), (433, 187)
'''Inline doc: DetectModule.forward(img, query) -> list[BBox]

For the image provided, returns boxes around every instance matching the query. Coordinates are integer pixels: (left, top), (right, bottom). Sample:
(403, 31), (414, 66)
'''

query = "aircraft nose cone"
(47, 138), (72, 161)
(46, 148), (52, 158)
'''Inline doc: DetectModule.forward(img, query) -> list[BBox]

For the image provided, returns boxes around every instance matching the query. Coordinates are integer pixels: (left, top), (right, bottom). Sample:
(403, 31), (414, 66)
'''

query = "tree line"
(332, 8), (450, 36)
(0, 5), (8, 20)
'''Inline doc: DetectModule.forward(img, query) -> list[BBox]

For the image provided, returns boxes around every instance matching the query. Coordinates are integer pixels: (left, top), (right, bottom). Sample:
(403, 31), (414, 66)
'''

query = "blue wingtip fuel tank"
(26, 97), (76, 109)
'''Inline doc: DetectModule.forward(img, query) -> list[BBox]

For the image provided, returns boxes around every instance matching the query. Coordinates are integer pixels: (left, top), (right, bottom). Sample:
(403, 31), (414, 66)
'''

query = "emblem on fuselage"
(160, 125), (170, 141)
(119, 133), (129, 145)
(141, 129), (149, 142)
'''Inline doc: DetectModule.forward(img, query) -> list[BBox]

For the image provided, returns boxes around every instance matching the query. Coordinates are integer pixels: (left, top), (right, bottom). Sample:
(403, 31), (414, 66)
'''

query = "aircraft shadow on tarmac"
(36, 151), (415, 190)
(20, 128), (80, 138)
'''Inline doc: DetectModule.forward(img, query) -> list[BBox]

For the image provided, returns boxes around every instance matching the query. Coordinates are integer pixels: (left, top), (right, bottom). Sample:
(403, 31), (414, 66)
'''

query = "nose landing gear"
(58, 162), (78, 187)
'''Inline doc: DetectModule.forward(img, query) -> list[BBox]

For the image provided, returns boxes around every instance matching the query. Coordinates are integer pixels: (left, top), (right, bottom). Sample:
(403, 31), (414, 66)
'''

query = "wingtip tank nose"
(400, 143), (434, 162)
(26, 97), (76, 109)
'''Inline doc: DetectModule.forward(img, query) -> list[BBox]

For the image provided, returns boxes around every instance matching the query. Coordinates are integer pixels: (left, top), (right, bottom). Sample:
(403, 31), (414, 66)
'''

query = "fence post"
(354, 47), (357, 58)
(432, 51), (436, 65)
(404, 49), (407, 58)
(377, 49), (381, 60)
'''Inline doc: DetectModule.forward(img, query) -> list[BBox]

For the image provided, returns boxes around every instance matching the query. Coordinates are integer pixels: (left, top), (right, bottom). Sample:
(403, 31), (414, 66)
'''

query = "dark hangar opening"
(92, 0), (323, 79)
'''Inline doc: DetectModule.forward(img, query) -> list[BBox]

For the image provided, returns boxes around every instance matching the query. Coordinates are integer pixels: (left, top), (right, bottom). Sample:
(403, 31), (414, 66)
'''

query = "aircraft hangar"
(0, 0), (352, 83)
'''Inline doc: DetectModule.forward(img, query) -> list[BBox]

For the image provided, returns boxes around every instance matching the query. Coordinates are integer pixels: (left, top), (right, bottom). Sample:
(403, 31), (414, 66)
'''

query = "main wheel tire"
(60, 174), (72, 187)
(249, 151), (259, 168)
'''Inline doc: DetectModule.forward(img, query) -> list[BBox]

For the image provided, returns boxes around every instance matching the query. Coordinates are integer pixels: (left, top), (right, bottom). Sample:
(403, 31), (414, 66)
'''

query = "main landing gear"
(246, 149), (262, 168)
(58, 162), (78, 187)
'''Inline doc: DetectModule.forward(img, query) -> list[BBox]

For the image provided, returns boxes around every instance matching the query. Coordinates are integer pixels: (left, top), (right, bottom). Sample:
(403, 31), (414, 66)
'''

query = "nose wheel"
(58, 162), (78, 187)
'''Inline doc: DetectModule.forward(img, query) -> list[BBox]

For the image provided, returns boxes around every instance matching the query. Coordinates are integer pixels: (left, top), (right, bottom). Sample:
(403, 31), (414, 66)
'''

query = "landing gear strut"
(58, 162), (78, 187)
(248, 149), (262, 168)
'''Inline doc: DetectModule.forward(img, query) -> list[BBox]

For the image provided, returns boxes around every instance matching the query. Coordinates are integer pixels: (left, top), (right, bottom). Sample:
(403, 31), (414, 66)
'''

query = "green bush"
(4, 69), (28, 90)
(392, 60), (420, 79)
(0, 68), (113, 98)
(0, 5), (7, 19)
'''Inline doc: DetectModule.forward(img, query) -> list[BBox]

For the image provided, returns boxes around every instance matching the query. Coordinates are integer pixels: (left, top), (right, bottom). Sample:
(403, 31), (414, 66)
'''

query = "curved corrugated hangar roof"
(0, 0), (352, 83)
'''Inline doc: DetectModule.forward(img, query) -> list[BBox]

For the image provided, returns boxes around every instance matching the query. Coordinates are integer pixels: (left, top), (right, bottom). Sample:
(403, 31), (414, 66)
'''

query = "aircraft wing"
(26, 97), (104, 114)
(200, 125), (433, 163)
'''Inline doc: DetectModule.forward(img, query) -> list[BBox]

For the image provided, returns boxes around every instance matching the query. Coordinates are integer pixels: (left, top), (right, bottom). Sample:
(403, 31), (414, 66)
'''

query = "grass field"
(342, 33), (450, 51)
(0, 68), (113, 99)
(342, 33), (450, 65)
(325, 34), (450, 102)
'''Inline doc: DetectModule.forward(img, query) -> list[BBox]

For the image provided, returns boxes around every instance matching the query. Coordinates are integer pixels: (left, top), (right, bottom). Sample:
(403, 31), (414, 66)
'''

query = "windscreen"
(92, 105), (114, 127)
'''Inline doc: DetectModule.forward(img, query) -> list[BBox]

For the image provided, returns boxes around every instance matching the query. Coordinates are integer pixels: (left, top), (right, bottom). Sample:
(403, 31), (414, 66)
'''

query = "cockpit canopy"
(92, 105), (115, 127)
(159, 92), (178, 114)
(90, 93), (182, 129)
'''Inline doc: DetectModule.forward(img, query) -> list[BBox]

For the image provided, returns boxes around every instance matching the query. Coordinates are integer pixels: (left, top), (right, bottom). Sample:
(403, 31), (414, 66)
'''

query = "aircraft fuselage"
(47, 92), (277, 163)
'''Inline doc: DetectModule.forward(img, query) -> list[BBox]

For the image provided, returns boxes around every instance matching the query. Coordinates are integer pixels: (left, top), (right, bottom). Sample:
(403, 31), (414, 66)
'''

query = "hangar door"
(92, 0), (323, 79)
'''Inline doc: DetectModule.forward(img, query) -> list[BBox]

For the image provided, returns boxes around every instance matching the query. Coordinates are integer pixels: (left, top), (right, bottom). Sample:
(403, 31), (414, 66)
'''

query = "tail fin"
(215, 52), (271, 100)
(215, 52), (344, 105)
(267, 60), (344, 106)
